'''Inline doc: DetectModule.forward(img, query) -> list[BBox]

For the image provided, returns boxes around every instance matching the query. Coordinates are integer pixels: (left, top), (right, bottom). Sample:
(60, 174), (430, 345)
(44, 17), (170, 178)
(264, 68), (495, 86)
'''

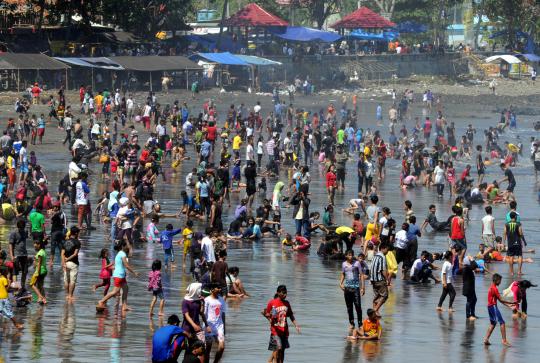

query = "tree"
(372, 0), (396, 18)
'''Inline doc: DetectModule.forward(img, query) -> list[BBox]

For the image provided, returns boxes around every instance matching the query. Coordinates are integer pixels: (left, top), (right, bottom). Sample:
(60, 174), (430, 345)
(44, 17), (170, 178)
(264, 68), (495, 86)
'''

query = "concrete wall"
(264, 53), (467, 84)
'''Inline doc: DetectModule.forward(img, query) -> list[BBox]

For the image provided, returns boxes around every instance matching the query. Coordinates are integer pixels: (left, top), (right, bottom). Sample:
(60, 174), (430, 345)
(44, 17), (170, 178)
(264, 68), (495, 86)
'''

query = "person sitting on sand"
(348, 309), (382, 340)
(226, 267), (249, 298)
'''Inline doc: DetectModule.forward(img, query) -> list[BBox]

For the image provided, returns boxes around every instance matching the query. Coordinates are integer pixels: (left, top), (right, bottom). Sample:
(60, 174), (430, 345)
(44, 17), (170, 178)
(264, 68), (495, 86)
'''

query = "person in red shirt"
(31, 83), (42, 104)
(262, 285), (300, 363)
(326, 164), (337, 206)
(483, 273), (515, 346)
(206, 121), (217, 149)
(79, 85), (86, 104)
(460, 165), (471, 182)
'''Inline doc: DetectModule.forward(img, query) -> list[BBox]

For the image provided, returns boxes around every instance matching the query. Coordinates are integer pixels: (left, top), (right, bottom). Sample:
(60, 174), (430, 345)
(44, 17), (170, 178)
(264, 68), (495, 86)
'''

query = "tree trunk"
(36, 0), (46, 31)
(217, 0), (229, 50)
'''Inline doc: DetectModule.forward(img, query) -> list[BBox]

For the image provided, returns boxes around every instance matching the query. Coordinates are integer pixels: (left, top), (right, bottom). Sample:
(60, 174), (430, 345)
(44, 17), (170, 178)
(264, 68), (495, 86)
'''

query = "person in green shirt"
(336, 128), (345, 145)
(31, 239), (48, 304)
(29, 207), (45, 242)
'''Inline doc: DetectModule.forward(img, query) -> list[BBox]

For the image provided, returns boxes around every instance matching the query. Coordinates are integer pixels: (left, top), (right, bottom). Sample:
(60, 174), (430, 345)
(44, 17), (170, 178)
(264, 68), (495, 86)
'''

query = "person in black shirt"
(61, 226), (81, 300)
(49, 201), (67, 265)
(499, 163), (516, 202)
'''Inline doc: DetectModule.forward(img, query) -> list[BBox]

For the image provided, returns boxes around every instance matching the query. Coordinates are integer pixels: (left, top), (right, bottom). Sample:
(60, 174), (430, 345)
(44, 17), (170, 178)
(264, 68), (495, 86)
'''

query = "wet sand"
(0, 88), (539, 362)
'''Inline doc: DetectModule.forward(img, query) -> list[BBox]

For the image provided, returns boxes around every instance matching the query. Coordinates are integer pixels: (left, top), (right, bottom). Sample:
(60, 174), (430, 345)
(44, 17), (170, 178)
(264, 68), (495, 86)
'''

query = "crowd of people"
(0, 80), (537, 362)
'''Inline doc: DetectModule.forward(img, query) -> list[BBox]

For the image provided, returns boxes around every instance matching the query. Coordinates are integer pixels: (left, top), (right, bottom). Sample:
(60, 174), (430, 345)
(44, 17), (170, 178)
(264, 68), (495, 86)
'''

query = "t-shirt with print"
(265, 298), (294, 337)
(342, 261), (360, 288)
(62, 238), (81, 265)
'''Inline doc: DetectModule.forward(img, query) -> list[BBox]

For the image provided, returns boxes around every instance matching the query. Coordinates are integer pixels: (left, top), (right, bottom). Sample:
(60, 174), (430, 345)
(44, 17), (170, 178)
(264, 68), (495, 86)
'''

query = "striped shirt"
(370, 252), (387, 282)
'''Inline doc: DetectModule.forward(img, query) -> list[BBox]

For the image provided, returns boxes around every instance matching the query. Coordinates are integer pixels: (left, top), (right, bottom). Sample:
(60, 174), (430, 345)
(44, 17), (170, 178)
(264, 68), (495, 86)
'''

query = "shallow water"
(1, 93), (539, 363)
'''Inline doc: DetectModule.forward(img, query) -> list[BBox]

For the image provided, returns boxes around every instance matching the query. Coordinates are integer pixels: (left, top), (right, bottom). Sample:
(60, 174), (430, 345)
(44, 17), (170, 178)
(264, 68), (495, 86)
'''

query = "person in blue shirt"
(160, 224), (182, 269)
(200, 140), (212, 163)
(151, 314), (188, 363)
(406, 216), (422, 272)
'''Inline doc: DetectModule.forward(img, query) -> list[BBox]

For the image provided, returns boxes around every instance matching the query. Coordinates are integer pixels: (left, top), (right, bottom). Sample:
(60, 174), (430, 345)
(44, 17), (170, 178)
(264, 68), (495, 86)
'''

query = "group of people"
(0, 80), (537, 363)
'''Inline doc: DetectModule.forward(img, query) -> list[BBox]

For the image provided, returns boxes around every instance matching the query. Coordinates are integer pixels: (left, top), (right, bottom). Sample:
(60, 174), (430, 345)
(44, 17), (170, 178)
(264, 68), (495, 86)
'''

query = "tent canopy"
(517, 53), (540, 62)
(485, 55), (521, 64)
(396, 21), (427, 33)
(223, 3), (288, 27)
(270, 26), (341, 42)
(108, 56), (202, 71)
(55, 57), (125, 70)
(235, 55), (282, 66)
(331, 7), (395, 30)
(0, 53), (70, 70)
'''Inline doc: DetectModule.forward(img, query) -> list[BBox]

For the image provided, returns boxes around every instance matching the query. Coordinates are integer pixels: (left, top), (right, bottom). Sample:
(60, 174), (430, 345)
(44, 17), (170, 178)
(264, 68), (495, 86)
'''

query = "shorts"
(488, 305), (505, 325)
(0, 299), (14, 319)
(535, 161), (540, 172)
(206, 323), (225, 342)
(20, 163), (29, 174)
(507, 183), (516, 193)
(268, 334), (290, 351)
(336, 169), (346, 183)
(63, 261), (79, 284)
(38, 128), (45, 136)
(77, 205), (89, 220)
(13, 256), (29, 276)
(32, 231), (44, 242)
(371, 280), (389, 300)
(113, 277), (127, 287)
(481, 234), (495, 247)
(183, 239), (192, 255)
(450, 238), (467, 250)
(507, 244), (522, 257)
(152, 288), (164, 299)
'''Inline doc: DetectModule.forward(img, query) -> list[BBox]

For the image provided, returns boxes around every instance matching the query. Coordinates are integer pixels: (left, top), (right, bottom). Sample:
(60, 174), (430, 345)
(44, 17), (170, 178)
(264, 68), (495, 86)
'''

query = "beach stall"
(330, 7), (396, 35)
(485, 55), (522, 78)
(0, 53), (70, 91)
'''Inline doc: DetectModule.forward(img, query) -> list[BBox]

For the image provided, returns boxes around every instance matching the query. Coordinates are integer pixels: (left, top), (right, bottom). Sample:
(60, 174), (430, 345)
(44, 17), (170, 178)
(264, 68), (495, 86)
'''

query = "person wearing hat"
(61, 226), (81, 301)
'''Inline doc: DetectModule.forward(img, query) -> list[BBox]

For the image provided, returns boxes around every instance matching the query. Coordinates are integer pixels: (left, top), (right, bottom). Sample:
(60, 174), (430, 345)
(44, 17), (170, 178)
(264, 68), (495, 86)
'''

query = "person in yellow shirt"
(349, 309), (381, 340)
(232, 132), (242, 159)
(181, 220), (194, 271)
(94, 92), (104, 116)
(6, 152), (16, 192)
(0, 268), (24, 328)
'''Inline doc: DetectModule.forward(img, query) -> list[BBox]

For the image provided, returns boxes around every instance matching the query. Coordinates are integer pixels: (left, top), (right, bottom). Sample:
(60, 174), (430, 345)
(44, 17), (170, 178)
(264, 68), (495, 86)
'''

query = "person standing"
(340, 250), (365, 334)
(481, 206), (496, 248)
(204, 283), (227, 363)
(462, 257), (478, 321)
(9, 220), (29, 291)
(76, 172), (92, 230)
(437, 251), (456, 313)
(503, 212), (525, 277)
(262, 285), (300, 363)
(370, 243), (390, 316)
(499, 163), (516, 202)
(61, 226), (81, 301)
(290, 191), (310, 238)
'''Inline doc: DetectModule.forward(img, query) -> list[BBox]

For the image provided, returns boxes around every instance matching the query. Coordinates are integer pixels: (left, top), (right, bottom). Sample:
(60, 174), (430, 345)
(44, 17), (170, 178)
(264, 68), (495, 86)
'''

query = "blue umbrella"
(396, 21), (427, 33)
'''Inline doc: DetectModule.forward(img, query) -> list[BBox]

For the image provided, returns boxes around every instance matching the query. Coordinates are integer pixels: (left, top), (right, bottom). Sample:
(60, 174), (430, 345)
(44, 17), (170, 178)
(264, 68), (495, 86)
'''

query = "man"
(262, 285), (300, 363)
(481, 206), (496, 248)
(421, 205), (449, 232)
(283, 132), (293, 165)
(335, 145), (348, 190)
(76, 172), (93, 230)
(29, 205), (45, 242)
(503, 212), (525, 277)
(182, 340), (205, 363)
(499, 163), (516, 202)
(201, 227), (216, 264)
(370, 243), (390, 316)
(152, 314), (188, 363)
(62, 226), (81, 300)
(290, 191), (310, 238)
(9, 220), (29, 290)
(18, 140), (28, 183)
(49, 201), (67, 265)
(232, 132), (242, 160)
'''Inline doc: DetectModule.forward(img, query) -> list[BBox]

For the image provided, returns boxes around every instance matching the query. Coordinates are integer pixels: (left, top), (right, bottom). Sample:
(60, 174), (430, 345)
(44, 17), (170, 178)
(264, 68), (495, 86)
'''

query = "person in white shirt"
(481, 206), (495, 247)
(201, 232), (216, 263)
(437, 251), (456, 312)
(156, 122), (166, 137)
(126, 96), (134, 120)
(114, 90), (121, 110)
(63, 115), (73, 147)
(254, 101), (261, 114)
(394, 223), (409, 279)
(246, 136), (254, 162)
(71, 138), (88, 153)
(204, 284), (227, 362)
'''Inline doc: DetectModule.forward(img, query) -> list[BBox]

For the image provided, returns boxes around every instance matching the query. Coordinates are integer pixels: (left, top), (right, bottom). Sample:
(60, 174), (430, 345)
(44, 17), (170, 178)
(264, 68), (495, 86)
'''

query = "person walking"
(262, 285), (300, 363)
(61, 226), (81, 301)
(370, 243), (390, 316)
(340, 250), (365, 334)
(437, 251), (456, 313)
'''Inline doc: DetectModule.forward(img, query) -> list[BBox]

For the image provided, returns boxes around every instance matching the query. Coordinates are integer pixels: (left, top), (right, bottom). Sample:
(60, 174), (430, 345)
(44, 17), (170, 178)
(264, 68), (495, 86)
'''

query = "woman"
(434, 160), (445, 198)
(340, 250), (365, 334)
(326, 164), (337, 206)
(446, 161), (456, 196)
(30, 239), (48, 304)
(437, 251), (456, 312)
(182, 282), (208, 343)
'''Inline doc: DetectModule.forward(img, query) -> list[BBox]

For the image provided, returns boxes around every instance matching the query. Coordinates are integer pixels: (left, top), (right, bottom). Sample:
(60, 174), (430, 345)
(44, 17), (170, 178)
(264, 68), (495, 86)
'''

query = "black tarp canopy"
(0, 53), (70, 70)
(108, 56), (201, 71)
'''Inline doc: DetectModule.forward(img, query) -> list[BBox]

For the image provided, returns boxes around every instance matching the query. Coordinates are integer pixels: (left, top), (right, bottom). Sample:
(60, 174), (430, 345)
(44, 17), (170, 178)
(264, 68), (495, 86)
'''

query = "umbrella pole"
(65, 68), (69, 91)
(92, 68), (95, 91)
(150, 72), (153, 92)
(17, 69), (20, 93)
(186, 70), (189, 90)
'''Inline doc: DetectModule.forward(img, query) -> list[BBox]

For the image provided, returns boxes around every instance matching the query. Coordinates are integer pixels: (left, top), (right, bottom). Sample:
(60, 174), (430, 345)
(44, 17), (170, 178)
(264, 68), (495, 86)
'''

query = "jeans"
(344, 287), (362, 326)
(438, 283), (456, 308)
(358, 176), (365, 194)
(465, 291), (477, 318)
(436, 183), (444, 196)
(164, 247), (174, 266)
(294, 219), (310, 238)
(365, 176), (373, 194)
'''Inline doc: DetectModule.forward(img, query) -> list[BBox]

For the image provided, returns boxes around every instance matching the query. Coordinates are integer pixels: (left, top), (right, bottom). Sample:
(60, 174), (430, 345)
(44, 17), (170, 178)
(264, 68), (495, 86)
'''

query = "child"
(349, 308), (382, 340)
(0, 267), (24, 329)
(181, 220), (194, 271)
(483, 273), (515, 346)
(30, 239), (48, 304)
(94, 192), (110, 222)
(148, 259), (165, 316)
(159, 224), (182, 269)
(437, 251), (455, 312)
(146, 216), (160, 244)
(93, 248), (113, 295)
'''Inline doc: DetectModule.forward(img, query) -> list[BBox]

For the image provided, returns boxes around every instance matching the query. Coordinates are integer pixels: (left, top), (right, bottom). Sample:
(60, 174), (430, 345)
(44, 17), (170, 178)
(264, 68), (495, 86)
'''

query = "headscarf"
(184, 282), (202, 301)
(108, 190), (119, 211)
(272, 181), (285, 209)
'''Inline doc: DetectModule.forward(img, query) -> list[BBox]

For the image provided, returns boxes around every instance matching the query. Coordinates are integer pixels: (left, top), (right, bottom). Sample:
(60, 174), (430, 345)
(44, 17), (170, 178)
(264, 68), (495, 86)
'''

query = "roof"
(271, 26), (341, 42)
(349, 30), (398, 41)
(55, 57), (125, 70)
(194, 52), (249, 65)
(331, 7), (396, 30)
(99, 31), (141, 44)
(223, 3), (288, 27)
(107, 56), (202, 71)
(0, 53), (70, 70)
(485, 55), (521, 65)
(516, 53), (540, 62)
